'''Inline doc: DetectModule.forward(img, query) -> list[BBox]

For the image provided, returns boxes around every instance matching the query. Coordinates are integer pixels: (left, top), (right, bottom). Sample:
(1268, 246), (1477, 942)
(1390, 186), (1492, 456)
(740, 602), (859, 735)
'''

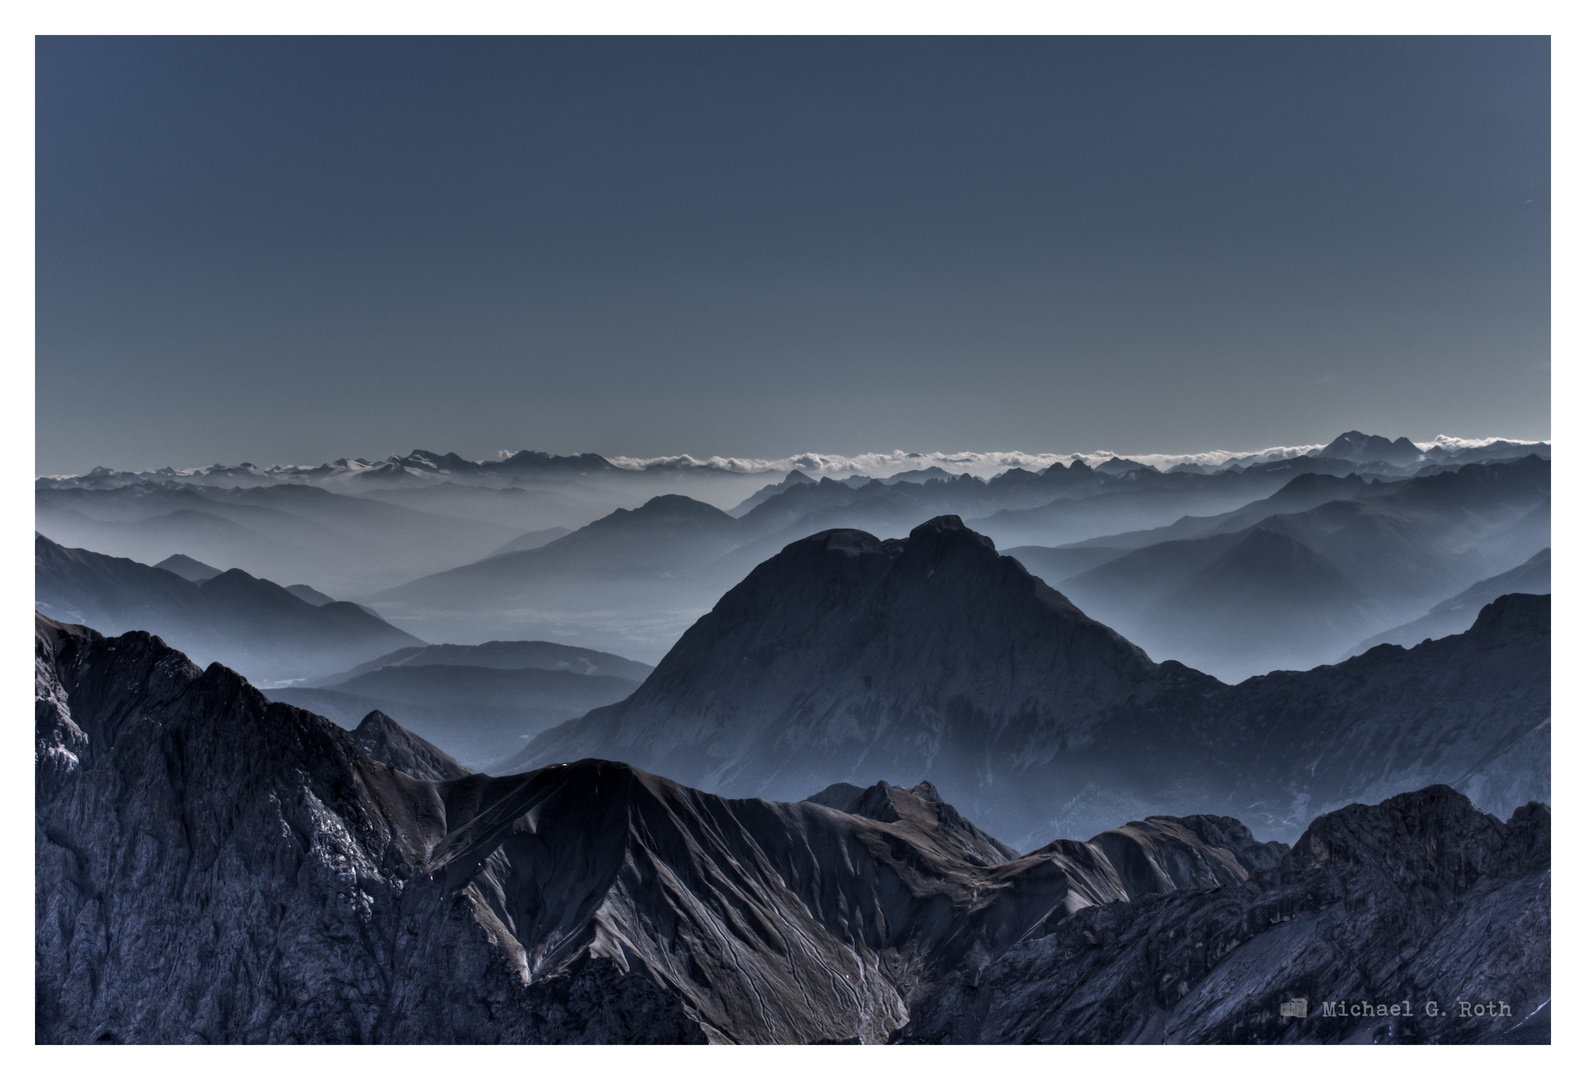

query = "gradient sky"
(36, 36), (1550, 474)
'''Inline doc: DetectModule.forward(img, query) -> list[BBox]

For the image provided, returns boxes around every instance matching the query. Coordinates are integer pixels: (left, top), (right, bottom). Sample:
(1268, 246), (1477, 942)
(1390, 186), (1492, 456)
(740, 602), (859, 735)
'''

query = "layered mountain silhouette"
(1347, 548), (1550, 656)
(37, 433), (1551, 669)
(372, 493), (753, 659)
(354, 442), (1457, 660)
(36, 615), (1548, 1043)
(154, 552), (221, 581)
(511, 517), (1548, 848)
(1050, 456), (1549, 679)
(266, 641), (652, 767)
(36, 479), (527, 598)
(34, 534), (422, 683)
(270, 658), (646, 769)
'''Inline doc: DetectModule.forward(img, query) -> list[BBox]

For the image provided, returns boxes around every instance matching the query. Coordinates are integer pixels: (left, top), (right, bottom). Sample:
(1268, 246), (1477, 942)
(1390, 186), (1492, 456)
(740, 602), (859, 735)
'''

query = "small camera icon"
(1280, 999), (1308, 1018)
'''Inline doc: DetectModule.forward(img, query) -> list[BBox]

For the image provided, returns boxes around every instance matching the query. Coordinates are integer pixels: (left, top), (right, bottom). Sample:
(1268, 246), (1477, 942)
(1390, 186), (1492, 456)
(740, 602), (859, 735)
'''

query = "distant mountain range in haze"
(38, 431), (1549, 489)
(511, 515), (1549, 848)
(268, 641), (652, 768)
(34, 533), (652, 762)
(35, 429), (1552, 689)
(34, 534), (423, 683)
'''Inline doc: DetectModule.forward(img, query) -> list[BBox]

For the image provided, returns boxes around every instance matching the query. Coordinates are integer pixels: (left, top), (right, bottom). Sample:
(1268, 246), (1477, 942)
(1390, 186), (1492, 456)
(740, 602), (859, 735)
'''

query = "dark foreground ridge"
(36, 615), (1548, 1044)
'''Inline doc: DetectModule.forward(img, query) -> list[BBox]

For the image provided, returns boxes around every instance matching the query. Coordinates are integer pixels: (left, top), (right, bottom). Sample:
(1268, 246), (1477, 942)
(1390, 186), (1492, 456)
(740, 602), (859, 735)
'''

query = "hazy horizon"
(37, 36), (1548, 476)
(35, 430), (1550, 481)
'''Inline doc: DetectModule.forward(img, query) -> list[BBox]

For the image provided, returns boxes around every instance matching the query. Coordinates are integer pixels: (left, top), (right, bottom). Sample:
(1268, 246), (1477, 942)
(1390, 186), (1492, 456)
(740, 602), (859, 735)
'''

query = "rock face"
(40, 614), (1383, 1045)
(896, 786), (1550, 1044)
(510, 518), (1550, 849)
(351, 710), (472, 782)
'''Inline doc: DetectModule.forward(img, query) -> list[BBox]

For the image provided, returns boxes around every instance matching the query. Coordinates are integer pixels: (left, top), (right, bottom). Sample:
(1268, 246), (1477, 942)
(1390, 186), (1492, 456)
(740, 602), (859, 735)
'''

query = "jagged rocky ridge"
(36, 615), (1547, 1043)
(897, 785), (1550, 1044)
(512, 517), (1549, 848)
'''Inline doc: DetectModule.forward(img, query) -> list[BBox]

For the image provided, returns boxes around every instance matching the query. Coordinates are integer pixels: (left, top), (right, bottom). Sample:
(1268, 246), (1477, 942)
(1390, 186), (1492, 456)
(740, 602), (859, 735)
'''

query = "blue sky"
(35, 36), (1549, 472)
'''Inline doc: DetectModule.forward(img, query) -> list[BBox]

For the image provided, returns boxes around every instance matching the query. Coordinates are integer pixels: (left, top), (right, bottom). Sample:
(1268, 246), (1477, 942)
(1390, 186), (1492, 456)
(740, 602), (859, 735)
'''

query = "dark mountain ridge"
(317, 640), (653, 684)
(36, 615), (1548, 1044)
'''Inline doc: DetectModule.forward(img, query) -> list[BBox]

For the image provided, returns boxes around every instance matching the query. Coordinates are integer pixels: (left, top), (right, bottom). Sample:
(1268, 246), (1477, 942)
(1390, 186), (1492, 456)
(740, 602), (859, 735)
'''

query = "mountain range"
(1027, 455), (1550, 679)
(34, 533), (423, 684)
(267, 641), (651, 768)
(510, 516), (1549, 848)
(1347, 547), (1551, 656)
(36, 614), (1549, 1043)
(36, 433), (1550, 671)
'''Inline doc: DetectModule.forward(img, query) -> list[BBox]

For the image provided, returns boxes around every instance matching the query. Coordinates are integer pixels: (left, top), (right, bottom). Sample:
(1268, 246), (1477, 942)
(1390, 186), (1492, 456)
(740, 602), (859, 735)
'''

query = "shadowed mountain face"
(897, 786), (1550, 1045)
(35, 616), (1548, 1044)
(351, 710), (472, 782)
(512, 518), (1549, 849)
(512, 517), (1172, 817)
(35, 534), (423, 684)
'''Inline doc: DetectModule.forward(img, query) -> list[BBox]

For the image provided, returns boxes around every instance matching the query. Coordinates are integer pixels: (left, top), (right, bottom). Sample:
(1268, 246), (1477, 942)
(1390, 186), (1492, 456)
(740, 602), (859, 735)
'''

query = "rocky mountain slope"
(351, 709), (473, 781)
(512, 518), (1548, 848)
(35, 615), (1548, 1044)
(897, 785), (1550, 1044)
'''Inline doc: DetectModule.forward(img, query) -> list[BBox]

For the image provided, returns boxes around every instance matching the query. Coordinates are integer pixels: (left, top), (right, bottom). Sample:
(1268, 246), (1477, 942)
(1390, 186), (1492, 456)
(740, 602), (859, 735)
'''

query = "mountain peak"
(153, 553), (222, 583)
(1466, 592), (1549, 642)
(1317, 430), (1426, 467)
(511, 514), (1165, 803)
(908, 514), (991, 545)
(352, 709), (472, 781)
